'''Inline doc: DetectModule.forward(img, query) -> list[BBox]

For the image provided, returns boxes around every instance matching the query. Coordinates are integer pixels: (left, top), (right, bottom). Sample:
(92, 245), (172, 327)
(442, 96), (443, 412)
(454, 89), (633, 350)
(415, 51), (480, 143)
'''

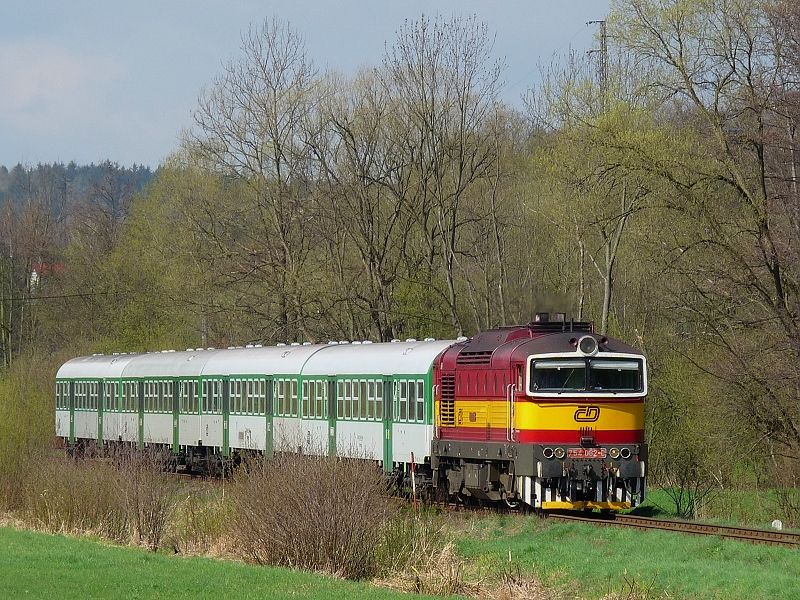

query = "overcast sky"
(0, 1), (610, 169)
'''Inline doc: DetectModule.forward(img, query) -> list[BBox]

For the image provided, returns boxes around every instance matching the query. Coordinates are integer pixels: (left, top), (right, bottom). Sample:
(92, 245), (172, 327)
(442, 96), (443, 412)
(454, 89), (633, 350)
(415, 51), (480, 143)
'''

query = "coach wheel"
(503, 495), (520, 510)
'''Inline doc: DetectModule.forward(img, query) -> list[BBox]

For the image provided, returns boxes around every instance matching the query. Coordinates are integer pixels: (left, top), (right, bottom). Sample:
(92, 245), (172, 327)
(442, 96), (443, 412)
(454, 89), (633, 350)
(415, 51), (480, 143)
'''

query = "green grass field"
(0, 527), (445, 600)
(5, 510), (800, 600)
(454, 514), (800, 599)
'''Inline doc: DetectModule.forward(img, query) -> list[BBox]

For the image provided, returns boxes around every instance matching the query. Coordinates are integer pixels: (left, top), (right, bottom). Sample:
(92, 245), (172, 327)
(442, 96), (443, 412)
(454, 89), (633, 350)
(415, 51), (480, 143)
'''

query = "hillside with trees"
(2, 0), (800, 521)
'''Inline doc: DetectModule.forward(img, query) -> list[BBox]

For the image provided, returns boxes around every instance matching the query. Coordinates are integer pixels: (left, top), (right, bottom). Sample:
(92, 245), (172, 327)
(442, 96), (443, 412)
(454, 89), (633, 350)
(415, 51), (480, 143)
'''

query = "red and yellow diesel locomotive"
(431, 313), (647, 510)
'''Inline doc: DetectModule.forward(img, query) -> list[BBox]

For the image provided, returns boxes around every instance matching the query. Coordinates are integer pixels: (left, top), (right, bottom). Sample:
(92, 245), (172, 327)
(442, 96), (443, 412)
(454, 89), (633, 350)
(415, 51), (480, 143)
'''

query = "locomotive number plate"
(567, 447), (607, 459)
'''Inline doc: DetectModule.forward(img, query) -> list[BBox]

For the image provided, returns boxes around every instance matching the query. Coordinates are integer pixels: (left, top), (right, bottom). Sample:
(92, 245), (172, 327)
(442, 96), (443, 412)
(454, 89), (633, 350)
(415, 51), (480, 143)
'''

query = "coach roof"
(56, 353), (143, 380)
(302, 340), (454, 376)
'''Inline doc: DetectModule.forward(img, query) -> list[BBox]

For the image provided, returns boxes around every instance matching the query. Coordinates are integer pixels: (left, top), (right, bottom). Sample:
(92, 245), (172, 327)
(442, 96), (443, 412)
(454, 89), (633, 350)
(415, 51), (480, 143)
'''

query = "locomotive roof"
(507, 331), (643, 363)
(56, 353), (143, 379)
(438, 325), (643, 369)
(302, 340), (454, 376)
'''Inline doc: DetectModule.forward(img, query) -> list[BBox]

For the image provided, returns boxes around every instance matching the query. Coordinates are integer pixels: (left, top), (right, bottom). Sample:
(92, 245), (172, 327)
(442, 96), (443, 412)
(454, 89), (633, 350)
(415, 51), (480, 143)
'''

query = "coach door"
(265, 376), (274, 458)
(327, 377), (337, 457)
(69, 380), (76, 444)
(382, 376), (392, 471)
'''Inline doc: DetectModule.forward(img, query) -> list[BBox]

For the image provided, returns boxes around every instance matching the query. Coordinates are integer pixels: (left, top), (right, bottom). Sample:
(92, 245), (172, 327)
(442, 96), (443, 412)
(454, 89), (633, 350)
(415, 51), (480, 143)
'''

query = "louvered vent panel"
(440, 374), (456, 426)
(456, 351), (493, 365)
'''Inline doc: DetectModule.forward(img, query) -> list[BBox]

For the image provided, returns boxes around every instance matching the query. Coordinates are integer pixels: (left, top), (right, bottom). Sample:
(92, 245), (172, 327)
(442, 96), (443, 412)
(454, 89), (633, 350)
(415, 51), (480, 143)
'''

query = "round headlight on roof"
(578, 335), (599, 356)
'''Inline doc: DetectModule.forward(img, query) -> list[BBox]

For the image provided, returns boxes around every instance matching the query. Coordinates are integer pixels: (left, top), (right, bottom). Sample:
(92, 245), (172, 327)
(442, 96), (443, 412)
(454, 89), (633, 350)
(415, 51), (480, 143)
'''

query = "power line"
(0, 290), (110, 302)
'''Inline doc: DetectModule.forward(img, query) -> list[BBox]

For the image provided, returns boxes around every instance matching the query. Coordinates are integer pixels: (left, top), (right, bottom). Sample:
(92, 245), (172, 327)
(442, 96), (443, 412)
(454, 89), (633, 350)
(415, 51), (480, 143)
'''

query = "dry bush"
(484, 563), (560, 600)
(114, 447), (179, 550)
(19, 447), (178, 550)
(167, 489), (230, 554)
(229, 447), (400, 580)
(22, 452), (130, 541)
(397, 542), (470, 596)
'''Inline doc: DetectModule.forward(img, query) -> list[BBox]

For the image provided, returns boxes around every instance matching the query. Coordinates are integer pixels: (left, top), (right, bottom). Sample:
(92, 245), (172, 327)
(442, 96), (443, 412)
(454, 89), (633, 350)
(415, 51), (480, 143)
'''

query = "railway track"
(548, 512), (800, 548)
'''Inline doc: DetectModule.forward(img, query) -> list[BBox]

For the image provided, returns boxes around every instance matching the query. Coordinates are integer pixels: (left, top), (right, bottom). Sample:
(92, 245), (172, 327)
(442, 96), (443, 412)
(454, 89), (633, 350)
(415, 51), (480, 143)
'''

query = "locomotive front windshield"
(530, 359), (586, 392)
(529, 357), (643, 395)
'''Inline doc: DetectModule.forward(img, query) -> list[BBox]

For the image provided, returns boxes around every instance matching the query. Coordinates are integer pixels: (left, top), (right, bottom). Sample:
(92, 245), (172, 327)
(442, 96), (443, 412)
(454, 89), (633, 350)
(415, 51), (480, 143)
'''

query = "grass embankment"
(454, 513), (800, 599)
(0, 526), (447, 600)
(634, 488), (800, 529)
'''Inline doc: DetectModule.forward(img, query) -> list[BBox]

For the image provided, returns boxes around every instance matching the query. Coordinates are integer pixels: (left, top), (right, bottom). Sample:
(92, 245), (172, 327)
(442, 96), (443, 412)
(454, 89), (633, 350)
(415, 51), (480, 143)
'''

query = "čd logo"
(574, 406), (600, 422)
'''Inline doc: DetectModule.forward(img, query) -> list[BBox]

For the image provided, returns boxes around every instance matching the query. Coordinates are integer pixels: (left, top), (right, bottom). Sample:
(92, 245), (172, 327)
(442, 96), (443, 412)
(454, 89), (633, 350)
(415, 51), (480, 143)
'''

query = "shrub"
(229, 449), (398, 580)
(20, 447), (178, 550)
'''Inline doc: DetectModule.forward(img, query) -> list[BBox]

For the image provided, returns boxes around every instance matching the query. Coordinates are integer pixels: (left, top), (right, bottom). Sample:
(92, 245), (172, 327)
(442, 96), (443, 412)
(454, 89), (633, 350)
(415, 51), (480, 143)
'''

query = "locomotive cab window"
(589, 359), (641, 392)
(530, 360), (585, 392)
(528, 357), (644, 395)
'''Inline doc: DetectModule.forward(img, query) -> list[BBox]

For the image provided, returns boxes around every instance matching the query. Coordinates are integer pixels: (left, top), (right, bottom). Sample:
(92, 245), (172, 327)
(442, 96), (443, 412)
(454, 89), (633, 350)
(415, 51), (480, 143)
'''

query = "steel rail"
(548, 512), (800, 547)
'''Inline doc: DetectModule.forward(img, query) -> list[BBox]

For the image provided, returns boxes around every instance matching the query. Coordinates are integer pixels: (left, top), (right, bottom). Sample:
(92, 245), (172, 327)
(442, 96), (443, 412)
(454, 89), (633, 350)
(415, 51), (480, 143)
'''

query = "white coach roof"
(56, 353), (143, 379)
(201, 345), (328, 376)
(302, 340), (454, 376)
(57, 340), (455, 379)
(120, 350), (223, 378)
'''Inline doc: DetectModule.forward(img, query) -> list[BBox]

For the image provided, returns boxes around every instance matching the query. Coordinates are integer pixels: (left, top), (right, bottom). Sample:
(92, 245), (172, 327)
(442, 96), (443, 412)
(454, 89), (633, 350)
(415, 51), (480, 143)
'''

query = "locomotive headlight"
(620, 448), (632, 459)
(554, 447), (566, 459)
(609, 447), (620, 459)
(543, 447), (554, 459)
(578, 335), (599, 356)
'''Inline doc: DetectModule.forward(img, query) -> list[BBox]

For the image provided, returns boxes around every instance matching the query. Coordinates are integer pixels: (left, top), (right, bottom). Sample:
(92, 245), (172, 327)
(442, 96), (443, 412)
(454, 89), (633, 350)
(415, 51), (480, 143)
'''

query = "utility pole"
(587, 19), (608, 112)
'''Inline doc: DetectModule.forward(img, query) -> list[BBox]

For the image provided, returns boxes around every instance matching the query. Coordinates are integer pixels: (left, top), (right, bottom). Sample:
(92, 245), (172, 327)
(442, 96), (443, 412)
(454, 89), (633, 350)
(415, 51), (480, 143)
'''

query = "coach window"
(399, 381), (408, 420)
(258, 380), (266, 414)
(358, 381), (367, 419)
(367, 381), (376, 419)
(291, 380), (298, 416)
(376, 381), (384, 420)
(277, 380), (284, 415)
(416, 381), (425, 422)
(343, 381), (352, 418)
(407, 381), (416, 421)
(302, 381), (310, 417)
(103, 382), (114, 411)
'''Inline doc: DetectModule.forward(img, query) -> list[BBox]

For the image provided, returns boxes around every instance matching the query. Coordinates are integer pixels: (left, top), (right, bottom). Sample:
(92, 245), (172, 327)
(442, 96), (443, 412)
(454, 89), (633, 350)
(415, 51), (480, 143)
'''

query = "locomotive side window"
(530, 360), (585, 392)
(589, 359), (641, 392)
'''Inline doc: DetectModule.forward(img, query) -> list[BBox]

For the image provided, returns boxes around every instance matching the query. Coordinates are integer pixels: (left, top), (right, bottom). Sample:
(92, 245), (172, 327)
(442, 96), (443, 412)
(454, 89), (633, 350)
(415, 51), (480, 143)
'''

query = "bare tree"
(381, 16), (504, 336)
(184, 18), (322, 342)
(612, 0), (800, 455)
